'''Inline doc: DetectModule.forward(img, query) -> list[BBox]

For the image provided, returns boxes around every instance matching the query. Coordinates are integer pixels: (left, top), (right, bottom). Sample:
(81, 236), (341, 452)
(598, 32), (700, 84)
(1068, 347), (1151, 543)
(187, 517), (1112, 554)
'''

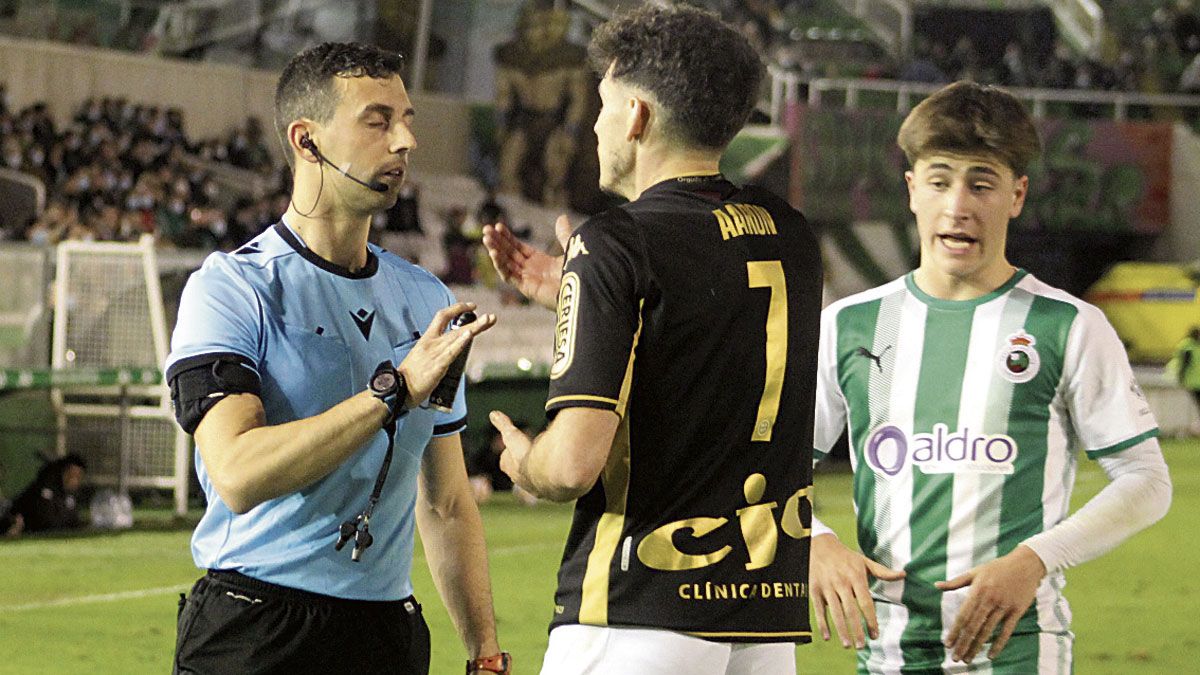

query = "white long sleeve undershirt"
(1021, 437), (1171, 574)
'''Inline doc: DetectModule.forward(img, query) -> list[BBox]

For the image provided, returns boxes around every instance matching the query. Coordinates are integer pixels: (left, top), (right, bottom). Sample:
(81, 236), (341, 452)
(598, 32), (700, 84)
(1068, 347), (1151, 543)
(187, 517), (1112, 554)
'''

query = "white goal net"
(51, 235), (190, 515)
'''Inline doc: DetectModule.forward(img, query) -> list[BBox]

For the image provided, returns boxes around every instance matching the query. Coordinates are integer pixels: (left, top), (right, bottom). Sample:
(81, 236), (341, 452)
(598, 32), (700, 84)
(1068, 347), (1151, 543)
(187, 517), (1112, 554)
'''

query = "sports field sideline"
(0, 438), (1195, 674)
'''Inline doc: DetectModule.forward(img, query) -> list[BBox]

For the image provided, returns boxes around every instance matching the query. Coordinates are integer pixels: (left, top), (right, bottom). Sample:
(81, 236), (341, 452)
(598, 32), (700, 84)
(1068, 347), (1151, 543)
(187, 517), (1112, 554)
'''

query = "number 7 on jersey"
(747, 260), (787, 442)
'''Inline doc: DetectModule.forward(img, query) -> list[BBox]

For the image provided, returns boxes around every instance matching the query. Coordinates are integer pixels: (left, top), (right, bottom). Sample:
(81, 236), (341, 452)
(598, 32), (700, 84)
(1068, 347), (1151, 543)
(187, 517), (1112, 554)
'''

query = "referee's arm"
(416, 432), (502, 659)
(194, 391), (391, 514)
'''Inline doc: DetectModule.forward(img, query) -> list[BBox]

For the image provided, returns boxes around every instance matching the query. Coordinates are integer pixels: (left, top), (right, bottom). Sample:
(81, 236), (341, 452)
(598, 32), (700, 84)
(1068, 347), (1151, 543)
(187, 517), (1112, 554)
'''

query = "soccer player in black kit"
(483, 5), (824, 674)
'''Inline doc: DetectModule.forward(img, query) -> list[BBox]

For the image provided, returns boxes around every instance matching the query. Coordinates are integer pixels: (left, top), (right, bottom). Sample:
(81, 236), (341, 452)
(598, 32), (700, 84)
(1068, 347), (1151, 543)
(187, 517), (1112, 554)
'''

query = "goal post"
(51, 235), (190, 516)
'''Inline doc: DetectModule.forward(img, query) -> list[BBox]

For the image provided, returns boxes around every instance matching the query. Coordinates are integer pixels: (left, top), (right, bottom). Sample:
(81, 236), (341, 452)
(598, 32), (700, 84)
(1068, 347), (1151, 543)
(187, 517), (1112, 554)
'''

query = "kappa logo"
(996, 330), (1040, 383)
(350, 308), (376, 341)
(565, 234), (589, 264)
(550, 272), (580, 379)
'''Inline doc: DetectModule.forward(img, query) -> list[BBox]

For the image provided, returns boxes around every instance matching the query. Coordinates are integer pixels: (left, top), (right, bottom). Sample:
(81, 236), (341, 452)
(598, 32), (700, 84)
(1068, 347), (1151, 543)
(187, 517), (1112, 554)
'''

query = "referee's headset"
(299, 134), (389, 193)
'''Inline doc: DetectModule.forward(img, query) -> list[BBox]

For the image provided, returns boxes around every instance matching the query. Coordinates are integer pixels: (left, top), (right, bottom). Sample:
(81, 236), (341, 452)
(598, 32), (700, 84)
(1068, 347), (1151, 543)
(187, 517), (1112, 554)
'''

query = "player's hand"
(398, 302), (496, 406)
(481, 216), (572, 310)
(810, 533), (905, 649)
(937, 544), (1046, 663)
(489, 410), (533, 490)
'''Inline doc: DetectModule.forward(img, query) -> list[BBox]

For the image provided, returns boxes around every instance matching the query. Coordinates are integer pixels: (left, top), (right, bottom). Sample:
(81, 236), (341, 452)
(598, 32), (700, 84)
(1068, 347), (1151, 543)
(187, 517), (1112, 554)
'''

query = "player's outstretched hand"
(481, 216), (572, 310)
(937, 544), (1046, 663)
(489, 410), (533, 489)
(399, 302), (495, 405)
(810, 533), (905, 649)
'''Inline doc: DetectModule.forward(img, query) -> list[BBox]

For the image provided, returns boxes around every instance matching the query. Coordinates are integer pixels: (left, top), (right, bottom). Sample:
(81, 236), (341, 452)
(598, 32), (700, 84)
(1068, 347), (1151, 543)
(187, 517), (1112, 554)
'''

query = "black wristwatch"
(369, 361), (408, 426)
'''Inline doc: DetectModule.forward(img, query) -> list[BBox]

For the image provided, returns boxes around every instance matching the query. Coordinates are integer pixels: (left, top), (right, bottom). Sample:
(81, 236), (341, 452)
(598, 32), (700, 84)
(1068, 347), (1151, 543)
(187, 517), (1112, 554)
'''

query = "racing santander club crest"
(996, 330), (1040, 383)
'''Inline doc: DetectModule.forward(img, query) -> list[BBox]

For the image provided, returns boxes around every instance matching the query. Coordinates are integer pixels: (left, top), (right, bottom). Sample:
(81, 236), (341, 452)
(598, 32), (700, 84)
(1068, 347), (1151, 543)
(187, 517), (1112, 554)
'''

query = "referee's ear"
(287, 120), (319, 165)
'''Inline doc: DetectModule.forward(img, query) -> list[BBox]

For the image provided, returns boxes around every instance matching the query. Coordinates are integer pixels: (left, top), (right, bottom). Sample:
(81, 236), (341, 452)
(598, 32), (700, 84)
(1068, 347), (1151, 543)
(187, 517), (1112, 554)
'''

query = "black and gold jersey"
(546, 175), (822, 642)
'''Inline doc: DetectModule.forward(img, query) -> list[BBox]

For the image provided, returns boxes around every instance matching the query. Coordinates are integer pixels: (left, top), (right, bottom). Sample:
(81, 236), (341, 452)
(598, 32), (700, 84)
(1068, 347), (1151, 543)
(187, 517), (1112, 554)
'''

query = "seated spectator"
(23, 197), (75, 245)
(0, 508), (21, 537)
(7, 454), (88, 534)
(0, 474), (20, 536)
(441, 207), (478, 285)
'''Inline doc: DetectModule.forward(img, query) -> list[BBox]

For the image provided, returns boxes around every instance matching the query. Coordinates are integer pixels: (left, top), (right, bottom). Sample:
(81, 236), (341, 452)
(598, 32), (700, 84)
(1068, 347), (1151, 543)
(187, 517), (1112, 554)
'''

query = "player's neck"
(283, 203), (372, 272)
(632, 147), (722, 199)
(913, 261), (1017, 301)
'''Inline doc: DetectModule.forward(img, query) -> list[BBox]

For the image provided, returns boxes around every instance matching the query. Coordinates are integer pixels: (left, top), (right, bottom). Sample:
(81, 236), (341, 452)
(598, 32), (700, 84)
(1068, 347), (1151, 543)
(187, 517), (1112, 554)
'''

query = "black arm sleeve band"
(168, 352), (262, 434)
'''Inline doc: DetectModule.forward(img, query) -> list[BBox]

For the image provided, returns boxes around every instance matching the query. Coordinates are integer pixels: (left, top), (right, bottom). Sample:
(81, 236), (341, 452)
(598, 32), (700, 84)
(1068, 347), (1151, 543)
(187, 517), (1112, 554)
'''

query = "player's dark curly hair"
(274, 42), (405, 168)
(897, 81), (1042, 176)
(588, 4), (764, 150)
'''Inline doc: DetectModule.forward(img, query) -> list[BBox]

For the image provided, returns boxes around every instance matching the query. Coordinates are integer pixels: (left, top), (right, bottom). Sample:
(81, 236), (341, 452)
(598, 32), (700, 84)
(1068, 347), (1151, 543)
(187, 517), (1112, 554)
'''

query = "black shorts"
(174, 569), (431, 675)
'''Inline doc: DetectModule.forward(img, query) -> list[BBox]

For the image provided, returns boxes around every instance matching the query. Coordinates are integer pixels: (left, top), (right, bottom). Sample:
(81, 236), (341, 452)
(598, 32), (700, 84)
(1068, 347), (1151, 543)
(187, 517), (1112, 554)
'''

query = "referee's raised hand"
(398, 302), (495, 406)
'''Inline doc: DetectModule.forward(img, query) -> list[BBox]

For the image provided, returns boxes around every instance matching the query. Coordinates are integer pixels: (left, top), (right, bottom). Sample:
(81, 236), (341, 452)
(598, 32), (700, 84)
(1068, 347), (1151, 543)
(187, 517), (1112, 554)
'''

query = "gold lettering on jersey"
(714, 204), (778, 241)
(637, 517), (733, 571)
(565, 234), (590, 264)
(636, 474), (811, 572)
(736, 474), (778, 570)
(550, 272), (581, 380)
(677, 580), (807, 601)
(780, 485), (813, 539)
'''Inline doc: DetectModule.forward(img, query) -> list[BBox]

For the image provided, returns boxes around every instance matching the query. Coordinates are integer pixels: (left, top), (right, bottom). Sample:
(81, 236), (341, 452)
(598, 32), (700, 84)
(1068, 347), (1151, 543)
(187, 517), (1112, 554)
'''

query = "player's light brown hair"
(897, 80), (1041, 177)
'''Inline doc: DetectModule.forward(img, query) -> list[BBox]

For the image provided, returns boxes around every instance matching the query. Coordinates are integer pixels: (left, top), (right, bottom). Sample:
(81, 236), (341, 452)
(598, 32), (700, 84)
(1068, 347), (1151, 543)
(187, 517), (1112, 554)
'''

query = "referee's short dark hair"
(588, 4), (764, 151)
(274, 42), (405, 169)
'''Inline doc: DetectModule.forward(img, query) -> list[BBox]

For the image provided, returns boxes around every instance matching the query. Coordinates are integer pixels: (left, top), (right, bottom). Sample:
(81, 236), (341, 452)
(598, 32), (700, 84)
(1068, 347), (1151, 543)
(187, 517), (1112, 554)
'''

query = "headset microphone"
(300, 135), (389, 193)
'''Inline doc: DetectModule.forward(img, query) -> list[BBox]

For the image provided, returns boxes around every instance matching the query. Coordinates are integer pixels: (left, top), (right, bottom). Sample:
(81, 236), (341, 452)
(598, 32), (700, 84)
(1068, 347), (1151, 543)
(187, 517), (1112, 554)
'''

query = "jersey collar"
(273, 221), (378, 279)
(905, 268), (1028, 310)
(641, 173), (738, 203)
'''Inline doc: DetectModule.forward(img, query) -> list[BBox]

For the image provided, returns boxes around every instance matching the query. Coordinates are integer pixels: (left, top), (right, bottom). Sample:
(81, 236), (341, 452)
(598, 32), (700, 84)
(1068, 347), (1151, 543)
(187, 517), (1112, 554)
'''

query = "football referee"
(167, 43), (509, 675)
(484, 6), (823, 674)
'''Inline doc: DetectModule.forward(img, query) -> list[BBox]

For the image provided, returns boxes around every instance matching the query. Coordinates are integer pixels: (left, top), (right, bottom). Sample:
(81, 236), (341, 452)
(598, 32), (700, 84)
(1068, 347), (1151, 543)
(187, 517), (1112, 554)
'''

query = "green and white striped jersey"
(814, 270), (1159, 672)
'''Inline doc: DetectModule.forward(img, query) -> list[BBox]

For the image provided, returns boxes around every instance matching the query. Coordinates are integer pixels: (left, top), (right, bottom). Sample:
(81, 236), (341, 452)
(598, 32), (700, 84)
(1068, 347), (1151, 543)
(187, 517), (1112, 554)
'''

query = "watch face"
(372, 370), (397, 393)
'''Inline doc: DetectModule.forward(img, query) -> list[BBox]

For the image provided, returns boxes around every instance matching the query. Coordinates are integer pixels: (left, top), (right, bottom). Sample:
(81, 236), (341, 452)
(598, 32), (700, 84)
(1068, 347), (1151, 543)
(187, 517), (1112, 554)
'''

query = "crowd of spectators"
(898, 25), (1200, 97)
(0, 85), (287, 251)
(0, 83), (543, 292)
(698, 0), (1200, 98)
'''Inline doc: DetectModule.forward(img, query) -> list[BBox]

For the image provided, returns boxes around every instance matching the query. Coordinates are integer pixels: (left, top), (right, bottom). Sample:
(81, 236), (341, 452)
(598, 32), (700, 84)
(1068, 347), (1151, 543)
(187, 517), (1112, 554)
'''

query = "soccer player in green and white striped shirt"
(809, 81), (1173, 674)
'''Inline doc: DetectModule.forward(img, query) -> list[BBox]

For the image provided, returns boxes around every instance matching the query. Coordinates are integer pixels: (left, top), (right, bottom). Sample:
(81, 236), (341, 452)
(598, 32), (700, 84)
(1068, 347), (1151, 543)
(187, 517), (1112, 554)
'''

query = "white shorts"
(539, 624), (797, 675)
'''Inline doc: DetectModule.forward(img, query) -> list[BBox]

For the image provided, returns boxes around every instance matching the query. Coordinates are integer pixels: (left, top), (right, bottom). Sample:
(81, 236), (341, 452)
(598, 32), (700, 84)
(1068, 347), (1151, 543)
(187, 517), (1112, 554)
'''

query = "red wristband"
(466, 652), (511, 674)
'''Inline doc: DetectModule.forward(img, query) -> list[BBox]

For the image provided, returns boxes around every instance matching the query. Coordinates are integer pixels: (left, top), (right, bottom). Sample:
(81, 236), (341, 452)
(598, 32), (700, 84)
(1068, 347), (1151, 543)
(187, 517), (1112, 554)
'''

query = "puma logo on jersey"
(855, 345), (892, 372)
(865, 423), (1017, 476)
(350, 308), (376, 340)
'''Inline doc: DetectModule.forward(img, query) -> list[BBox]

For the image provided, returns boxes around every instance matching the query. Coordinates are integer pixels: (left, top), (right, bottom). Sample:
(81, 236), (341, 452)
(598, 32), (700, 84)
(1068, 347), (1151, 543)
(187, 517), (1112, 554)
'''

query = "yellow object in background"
(1084, 262), (1200, 363)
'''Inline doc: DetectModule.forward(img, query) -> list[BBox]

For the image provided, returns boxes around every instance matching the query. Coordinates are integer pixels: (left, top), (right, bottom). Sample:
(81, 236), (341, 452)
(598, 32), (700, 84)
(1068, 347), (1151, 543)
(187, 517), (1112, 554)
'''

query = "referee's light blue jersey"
(166, 221), (467, 600)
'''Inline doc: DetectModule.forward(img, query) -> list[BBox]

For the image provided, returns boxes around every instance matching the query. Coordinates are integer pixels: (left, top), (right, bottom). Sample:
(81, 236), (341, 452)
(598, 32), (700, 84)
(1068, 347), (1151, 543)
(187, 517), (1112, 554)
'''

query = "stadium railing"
(768, 70), (1200, 123)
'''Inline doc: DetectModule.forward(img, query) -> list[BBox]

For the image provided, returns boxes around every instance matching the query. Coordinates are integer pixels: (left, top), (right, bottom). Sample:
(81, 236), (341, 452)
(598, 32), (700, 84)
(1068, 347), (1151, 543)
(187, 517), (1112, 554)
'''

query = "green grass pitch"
(0, 438), (1195, 673)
